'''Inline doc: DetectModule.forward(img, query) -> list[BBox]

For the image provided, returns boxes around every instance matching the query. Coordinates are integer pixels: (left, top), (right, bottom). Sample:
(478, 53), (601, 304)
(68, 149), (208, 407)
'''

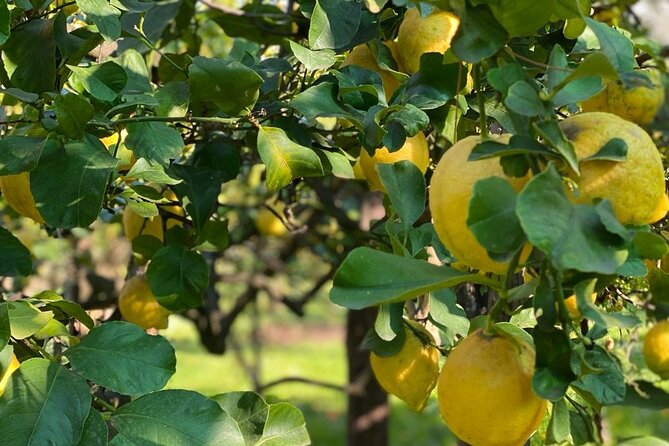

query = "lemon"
(370, 322), (440, 412)
(438, 328), (547, 446)
(118, 275), (171, 330)
(429, 135), (530, 274)
(0, 354), (19, 395)
(560, 112), (667, 225)
(643, 320), (669, 379)
(359, 133), (429, 193)
(564, 292), (597, 320)
(341, 41), (404, 99)
(256, 207), (288, 237)
(581, 69), (665, 126)
(397, 8), (460, 74)
(0, 172), (45, 224)
(122, 192), (183, 243)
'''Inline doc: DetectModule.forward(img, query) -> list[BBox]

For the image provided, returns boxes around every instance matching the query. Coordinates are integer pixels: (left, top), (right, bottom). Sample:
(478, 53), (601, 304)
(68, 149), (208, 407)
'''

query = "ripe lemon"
(438, 328), (547, 446)
(581, 69), (664, 126)
(256, 207), (288, 237)
(122, 191), (183, 242)
(341, 41), (404, 99)
(370, 322), (440, 412)
(564, 292), (597, 320)
(643, 320), (669, 379)
(118, 275), (170, 330)
(560, 112), (668, 225)
(359, 133), (429, 193)
(0, 354), (19, 395)
(429, 135), (530, 274)
(397, 8), (460, 74)
(0, 172), (45, 224)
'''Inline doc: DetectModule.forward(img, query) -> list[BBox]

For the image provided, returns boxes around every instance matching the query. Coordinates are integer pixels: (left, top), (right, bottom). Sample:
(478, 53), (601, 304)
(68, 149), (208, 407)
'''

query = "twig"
(258, 376), (347, 393)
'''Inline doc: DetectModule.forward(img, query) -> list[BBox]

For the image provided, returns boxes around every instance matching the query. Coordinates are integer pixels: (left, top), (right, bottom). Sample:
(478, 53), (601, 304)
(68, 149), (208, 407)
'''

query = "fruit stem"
(474, 63), (488, 139)
(93, 395), (117, 413)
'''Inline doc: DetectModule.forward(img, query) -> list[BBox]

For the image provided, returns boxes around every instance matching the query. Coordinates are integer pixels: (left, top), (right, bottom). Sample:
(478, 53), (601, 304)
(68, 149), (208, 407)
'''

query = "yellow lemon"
(370, 322), (440, 412)
(643, 320), (669, 379)
(0, 172), (45, 224)
(0, 354), (19, 395)
(429, 135), (530, 274)
(352, 157), (366, 180)
(397, 8), (460, 74)
(581, 69), (665, 126)
(560, 112), (667, 225)
(438, 329), (547, 446)
(341, 41), (404, 99)
(359, 133), (429, 193)
(122, 209), (165, 242)
(256, 207), (289, 237)
(118, 275), (170, 330)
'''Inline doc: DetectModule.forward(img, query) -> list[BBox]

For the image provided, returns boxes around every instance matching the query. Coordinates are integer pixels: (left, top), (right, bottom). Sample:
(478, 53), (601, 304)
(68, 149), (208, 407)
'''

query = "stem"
(93, 395), (117, 413)
(96, 115), (244, 128)
(483, 247), (523, 335)
(474, 63), (488, 139)
(26, 338), (56, 362)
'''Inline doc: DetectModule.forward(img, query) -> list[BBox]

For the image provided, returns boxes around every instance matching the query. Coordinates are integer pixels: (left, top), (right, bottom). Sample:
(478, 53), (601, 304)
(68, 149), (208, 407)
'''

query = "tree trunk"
(346, 308), (389, 446)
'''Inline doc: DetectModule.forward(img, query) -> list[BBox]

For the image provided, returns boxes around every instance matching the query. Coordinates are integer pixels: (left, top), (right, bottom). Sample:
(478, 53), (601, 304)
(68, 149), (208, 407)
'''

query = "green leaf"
(0, 87), (39, 103)
(551, 76), (604, 108)
(0, 0), (9, 46)
(375, 302), (404, 342)
(126, 158), (181, 184)
(154, 81), (190, 117)
(7, 300), (53, 339)
(191, 139), (242, 183)
(0, 304), (9, 350)
(429, 289), (469, 347)
(2, 20), (57, 94)
(171, 165), (223, 231)
(256, 402), (311, 446)
(550, 52), (619, 95)
(487, 0), (553, 37)
(469, 135), (553, 161)
(77, 410), (108, 446)
(585, 17), (636, 72)
(533, 120), (579, 174)
(516, 164), (627, 274)
(212, 392), (268, 445)
(377, 161), (425, 229)
(582, 137), (627, 161)
(452, 4), (508, 63)
(532, 328), (576, 401)
(54, 94), (95, 139)
(188, 56), (263, 116)
(400, 56), (460, 110)
(0, 358), (92, 445)
(256, 126), (324, 193)
(546, 398), (570, 444)
(109, 390), (244, 446)
(330, 247), (500, 310)
(124, 121), (185, 166)
(650, 269), (669, 305)
(197, 220), (230, 251)
(487, 63), (525, 95)
(68, 61), (128, 102)
(620, 381), (669, 410)
(146, 245), (210, 311)
(504, 81), (546, 117)
(292, 82), (358, 122)
(571, 345), (625, 405)
(0, 227), (32, 276)
(308, 0), (361, 50)
(289, 41), (336, 71)
(573, 279), (638, 328)
(31, 136), (118, 228)
(547, 45), (569, 91)
(467, 177), (524, 260)
(65, 321), (176, 396)
(76, 0), (122, 41)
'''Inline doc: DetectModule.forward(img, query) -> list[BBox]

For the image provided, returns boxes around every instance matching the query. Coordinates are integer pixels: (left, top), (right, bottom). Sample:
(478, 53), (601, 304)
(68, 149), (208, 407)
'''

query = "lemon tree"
(1, 0), (669, 445)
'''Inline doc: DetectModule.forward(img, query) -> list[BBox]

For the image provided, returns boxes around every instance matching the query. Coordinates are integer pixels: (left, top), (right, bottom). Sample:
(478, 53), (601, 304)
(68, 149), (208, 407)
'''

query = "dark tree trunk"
(346, 308), (389, 446)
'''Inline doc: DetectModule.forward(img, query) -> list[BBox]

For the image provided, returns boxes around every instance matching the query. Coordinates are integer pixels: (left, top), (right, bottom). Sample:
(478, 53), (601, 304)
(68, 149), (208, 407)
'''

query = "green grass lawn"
(162, 315), (669, 445)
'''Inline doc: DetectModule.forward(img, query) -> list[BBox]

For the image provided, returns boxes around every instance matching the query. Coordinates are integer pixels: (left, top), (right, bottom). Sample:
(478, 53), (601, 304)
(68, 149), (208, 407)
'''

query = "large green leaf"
(109, 390), (244, 446)
(146, 245), (210, 311)
(0, 227), (31, 277)
(585, 17), (636, 73)
(77, 410), (108, 446)
(486, 0), (552, 37)
(532, 328), (575, 401)
(330, 247), (500, 310)
(516, 165), (627, 274)
(125, 121), (185, 165)
(213, 392), (269, 445)
(76, 0), (122, 41)
(1, 19), (57, 94)
(377, 161), (425, 230)
(0, 136), (44, 175)
(291, 82), (358, 122)
(68, 61), (128, 102)
(54, 93), (95, 139)
(289, 41), (336, 71)
(0, 358), (92, 445)
(571, 345), (626, 405)
(170, 164), (222, 231)
(504, 81), (546, 117)
(6, 300), (53, 339)
(452, 4), (508, 63)
(256, 403), (310, 446)
(308, 0), (361, 50)
(65, 321), (176, 396)
(188, 56), (263, 116)
(256, 126), (324, 193)
(31, 135), (118, 228)
(428, 289), (469, 347)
